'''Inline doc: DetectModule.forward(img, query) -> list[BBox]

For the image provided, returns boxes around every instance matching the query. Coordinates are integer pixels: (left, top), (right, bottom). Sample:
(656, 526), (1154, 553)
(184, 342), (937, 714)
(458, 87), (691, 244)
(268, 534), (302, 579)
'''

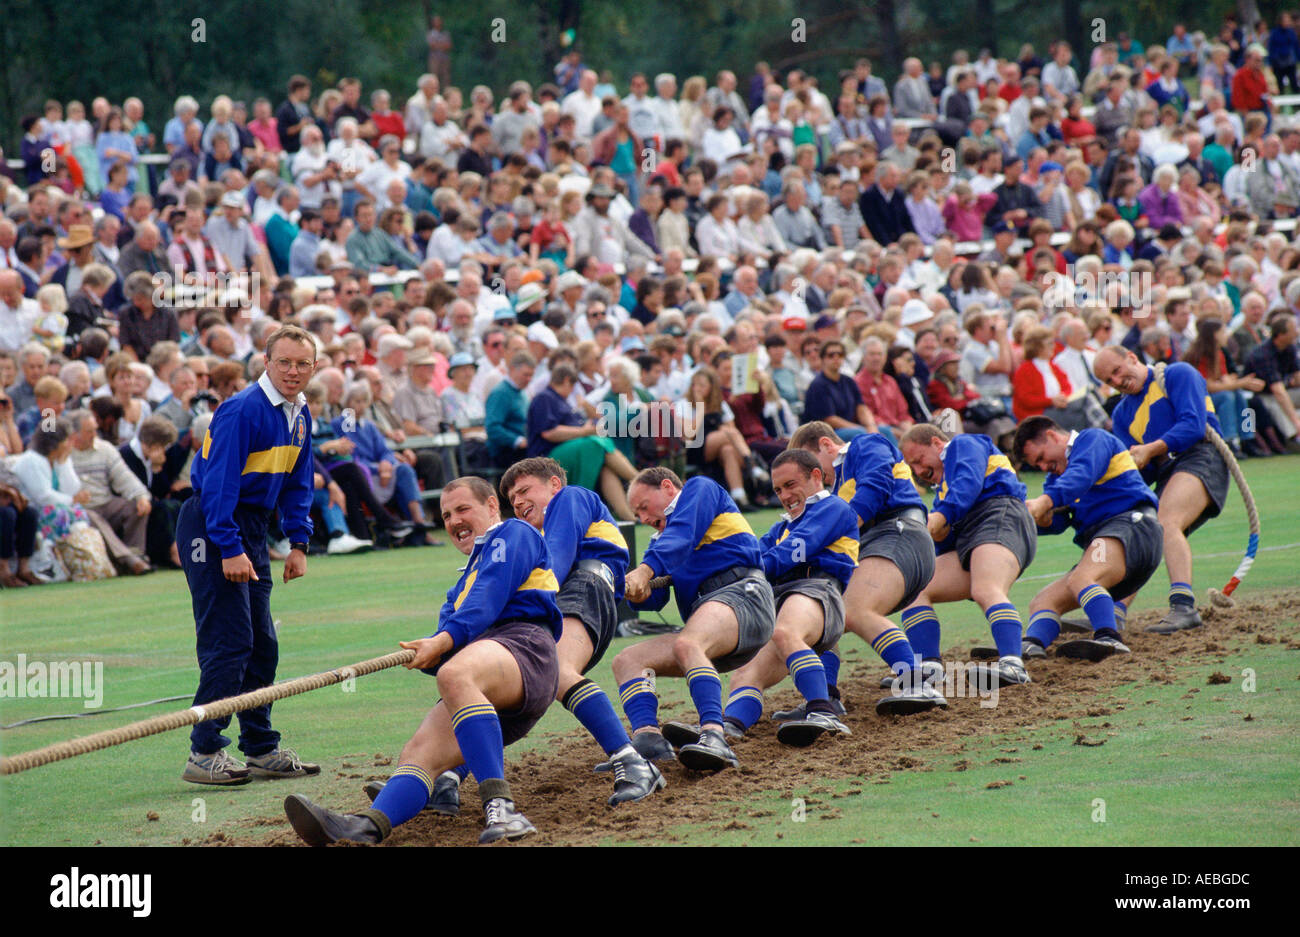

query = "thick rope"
(0, 649), (416, 776)
(1152, 364), (1260, 608)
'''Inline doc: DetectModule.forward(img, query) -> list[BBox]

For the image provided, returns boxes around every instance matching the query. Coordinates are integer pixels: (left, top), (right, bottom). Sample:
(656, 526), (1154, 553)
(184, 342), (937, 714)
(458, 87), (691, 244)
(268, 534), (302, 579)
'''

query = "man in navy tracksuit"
(177, 324), (321, 785)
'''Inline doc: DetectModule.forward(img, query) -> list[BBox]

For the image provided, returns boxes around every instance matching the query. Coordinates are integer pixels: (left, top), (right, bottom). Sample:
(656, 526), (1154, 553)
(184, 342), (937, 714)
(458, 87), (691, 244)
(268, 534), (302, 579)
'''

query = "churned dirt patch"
(236, 589), (1300, 847)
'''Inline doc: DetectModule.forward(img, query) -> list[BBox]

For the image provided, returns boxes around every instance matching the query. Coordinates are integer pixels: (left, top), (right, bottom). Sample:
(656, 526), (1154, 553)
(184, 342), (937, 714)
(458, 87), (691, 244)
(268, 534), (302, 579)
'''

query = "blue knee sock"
(1169, 582), (1195, 609)
(1025, 610), (1061, 649)
(371, 764), (433, 828)
(685, 666), (724, 727)
(450, 704), (506, 784)
(820, 650), (841, 690)
(786, 649), (830, 702)
(562, 679), (630, 756)
(1114, 601), (1127, 630)
(618, 676), (659, 732)
(1078, 585), (1118, 638)
(901, 605), (941, 659)
(871, 626), (917, 674)
(985, 602), (1024, 658)
(723, 685), (764, 729)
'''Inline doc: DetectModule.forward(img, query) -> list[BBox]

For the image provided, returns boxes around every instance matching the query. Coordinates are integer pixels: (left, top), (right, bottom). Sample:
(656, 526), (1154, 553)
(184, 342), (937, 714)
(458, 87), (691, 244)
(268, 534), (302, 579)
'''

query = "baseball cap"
(781, 316), (808, 331)
(493, 306), (518, 322)
(407, 347), (438, 366)
(220, 190), (245, 209)
(1039, 160), (1064, 174)
(620, 336), (647, 352)
(813, 314), (838, 331)
(447, 351), (478, 372)
(991, 219), (1017, 235)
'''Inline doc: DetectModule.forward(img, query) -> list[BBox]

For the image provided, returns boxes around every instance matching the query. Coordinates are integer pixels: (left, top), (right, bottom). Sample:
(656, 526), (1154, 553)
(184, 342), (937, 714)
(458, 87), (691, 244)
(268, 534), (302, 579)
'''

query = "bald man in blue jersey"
(1093, 348), (1229, 633)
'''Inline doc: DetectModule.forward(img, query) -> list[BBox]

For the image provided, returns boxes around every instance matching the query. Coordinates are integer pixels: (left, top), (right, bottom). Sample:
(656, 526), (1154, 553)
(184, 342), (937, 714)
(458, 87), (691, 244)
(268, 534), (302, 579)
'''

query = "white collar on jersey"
(780, 487), (830, 524)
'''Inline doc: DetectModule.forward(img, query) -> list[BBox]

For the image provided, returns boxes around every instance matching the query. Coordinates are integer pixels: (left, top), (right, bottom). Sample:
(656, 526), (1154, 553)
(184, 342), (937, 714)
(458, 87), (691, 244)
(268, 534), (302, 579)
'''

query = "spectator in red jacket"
(1012, 325), (1075, 422)
(1232, 45), (1272, 117)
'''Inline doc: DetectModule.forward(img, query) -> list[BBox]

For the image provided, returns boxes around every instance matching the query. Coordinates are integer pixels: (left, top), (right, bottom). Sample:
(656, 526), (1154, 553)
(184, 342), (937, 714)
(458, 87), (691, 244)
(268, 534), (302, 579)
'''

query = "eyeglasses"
(823, 350), (844, 359)
(588, 310), (607, 318)
(273, 357), (316, 373)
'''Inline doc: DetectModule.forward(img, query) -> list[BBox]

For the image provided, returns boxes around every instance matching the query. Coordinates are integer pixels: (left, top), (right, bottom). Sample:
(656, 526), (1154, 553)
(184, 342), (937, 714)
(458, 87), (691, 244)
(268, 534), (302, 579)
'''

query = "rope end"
(1207, 588), (1236, 609)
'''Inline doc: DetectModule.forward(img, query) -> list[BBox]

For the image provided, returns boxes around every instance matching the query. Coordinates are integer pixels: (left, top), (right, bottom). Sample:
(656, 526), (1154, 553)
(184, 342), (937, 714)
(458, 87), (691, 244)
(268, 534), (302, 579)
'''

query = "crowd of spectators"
(4, 12), (1300, 584)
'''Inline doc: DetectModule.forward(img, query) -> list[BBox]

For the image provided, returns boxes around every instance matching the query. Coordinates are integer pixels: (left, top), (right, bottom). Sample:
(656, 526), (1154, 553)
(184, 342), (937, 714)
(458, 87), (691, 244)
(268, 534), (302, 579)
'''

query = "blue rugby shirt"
(541, 485), (630, 600)
(191, 372), (314, 558)
(431, 519), (562, 660)
(634, 476), (763, 619)
(1039, 428), (1159, 548)
(931, 433), (1027, 528)
(758, 489), (860, 589)
(832, 432), (924, 528)
(1110, 363), (1222, 478)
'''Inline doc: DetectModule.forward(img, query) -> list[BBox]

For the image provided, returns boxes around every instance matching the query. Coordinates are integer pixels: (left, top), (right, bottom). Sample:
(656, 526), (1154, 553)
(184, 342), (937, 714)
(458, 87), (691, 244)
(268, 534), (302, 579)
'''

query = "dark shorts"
(1154, 439), (1229, 536)
(556, 567), (619, 673)
(693, 574), (776, 672)
(437, 620), (559, 747)
(952, 495), (1037, 573)
(773, 576), (845, 654)
(1078, 508), (1164, 601)
(859, 509), (937, 615)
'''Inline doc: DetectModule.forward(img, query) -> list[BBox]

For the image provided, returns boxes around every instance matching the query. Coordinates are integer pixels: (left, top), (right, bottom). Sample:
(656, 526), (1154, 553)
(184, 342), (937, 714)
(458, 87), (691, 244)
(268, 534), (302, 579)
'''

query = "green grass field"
(2, 457), (1298, 847)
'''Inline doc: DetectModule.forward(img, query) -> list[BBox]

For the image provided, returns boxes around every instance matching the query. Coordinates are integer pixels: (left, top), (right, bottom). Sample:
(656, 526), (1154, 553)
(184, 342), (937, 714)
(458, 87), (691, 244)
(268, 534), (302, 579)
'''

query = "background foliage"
(0, 0), (1269, 154)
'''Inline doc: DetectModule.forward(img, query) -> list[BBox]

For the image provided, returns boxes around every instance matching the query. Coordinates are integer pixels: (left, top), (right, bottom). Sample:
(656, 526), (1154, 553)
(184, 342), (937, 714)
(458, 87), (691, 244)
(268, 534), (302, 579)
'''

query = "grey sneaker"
(479, 798), (536, 843)
(245, 748), (321, 778)
(1022, 640), (1048, 661)
(1147, 604), (1203, 634)
(776, 710), (852, 747)
(183, 749), (252, 786)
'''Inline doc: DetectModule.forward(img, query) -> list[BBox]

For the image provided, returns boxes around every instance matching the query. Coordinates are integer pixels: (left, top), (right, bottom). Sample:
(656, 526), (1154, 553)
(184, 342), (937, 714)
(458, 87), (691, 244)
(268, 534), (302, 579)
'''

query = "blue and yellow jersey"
(832, 433), (924, 529)
(1040, 428), (1159, 548)
(432, 518), (562, 660)
(191, 375), (313, 558)
(931, 433), (1026, 529)
(758, 490), (860, 589)
(1111, 363), (1222, 473)
(635, 476), (763, 619)
(541, 485), (630, 600)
